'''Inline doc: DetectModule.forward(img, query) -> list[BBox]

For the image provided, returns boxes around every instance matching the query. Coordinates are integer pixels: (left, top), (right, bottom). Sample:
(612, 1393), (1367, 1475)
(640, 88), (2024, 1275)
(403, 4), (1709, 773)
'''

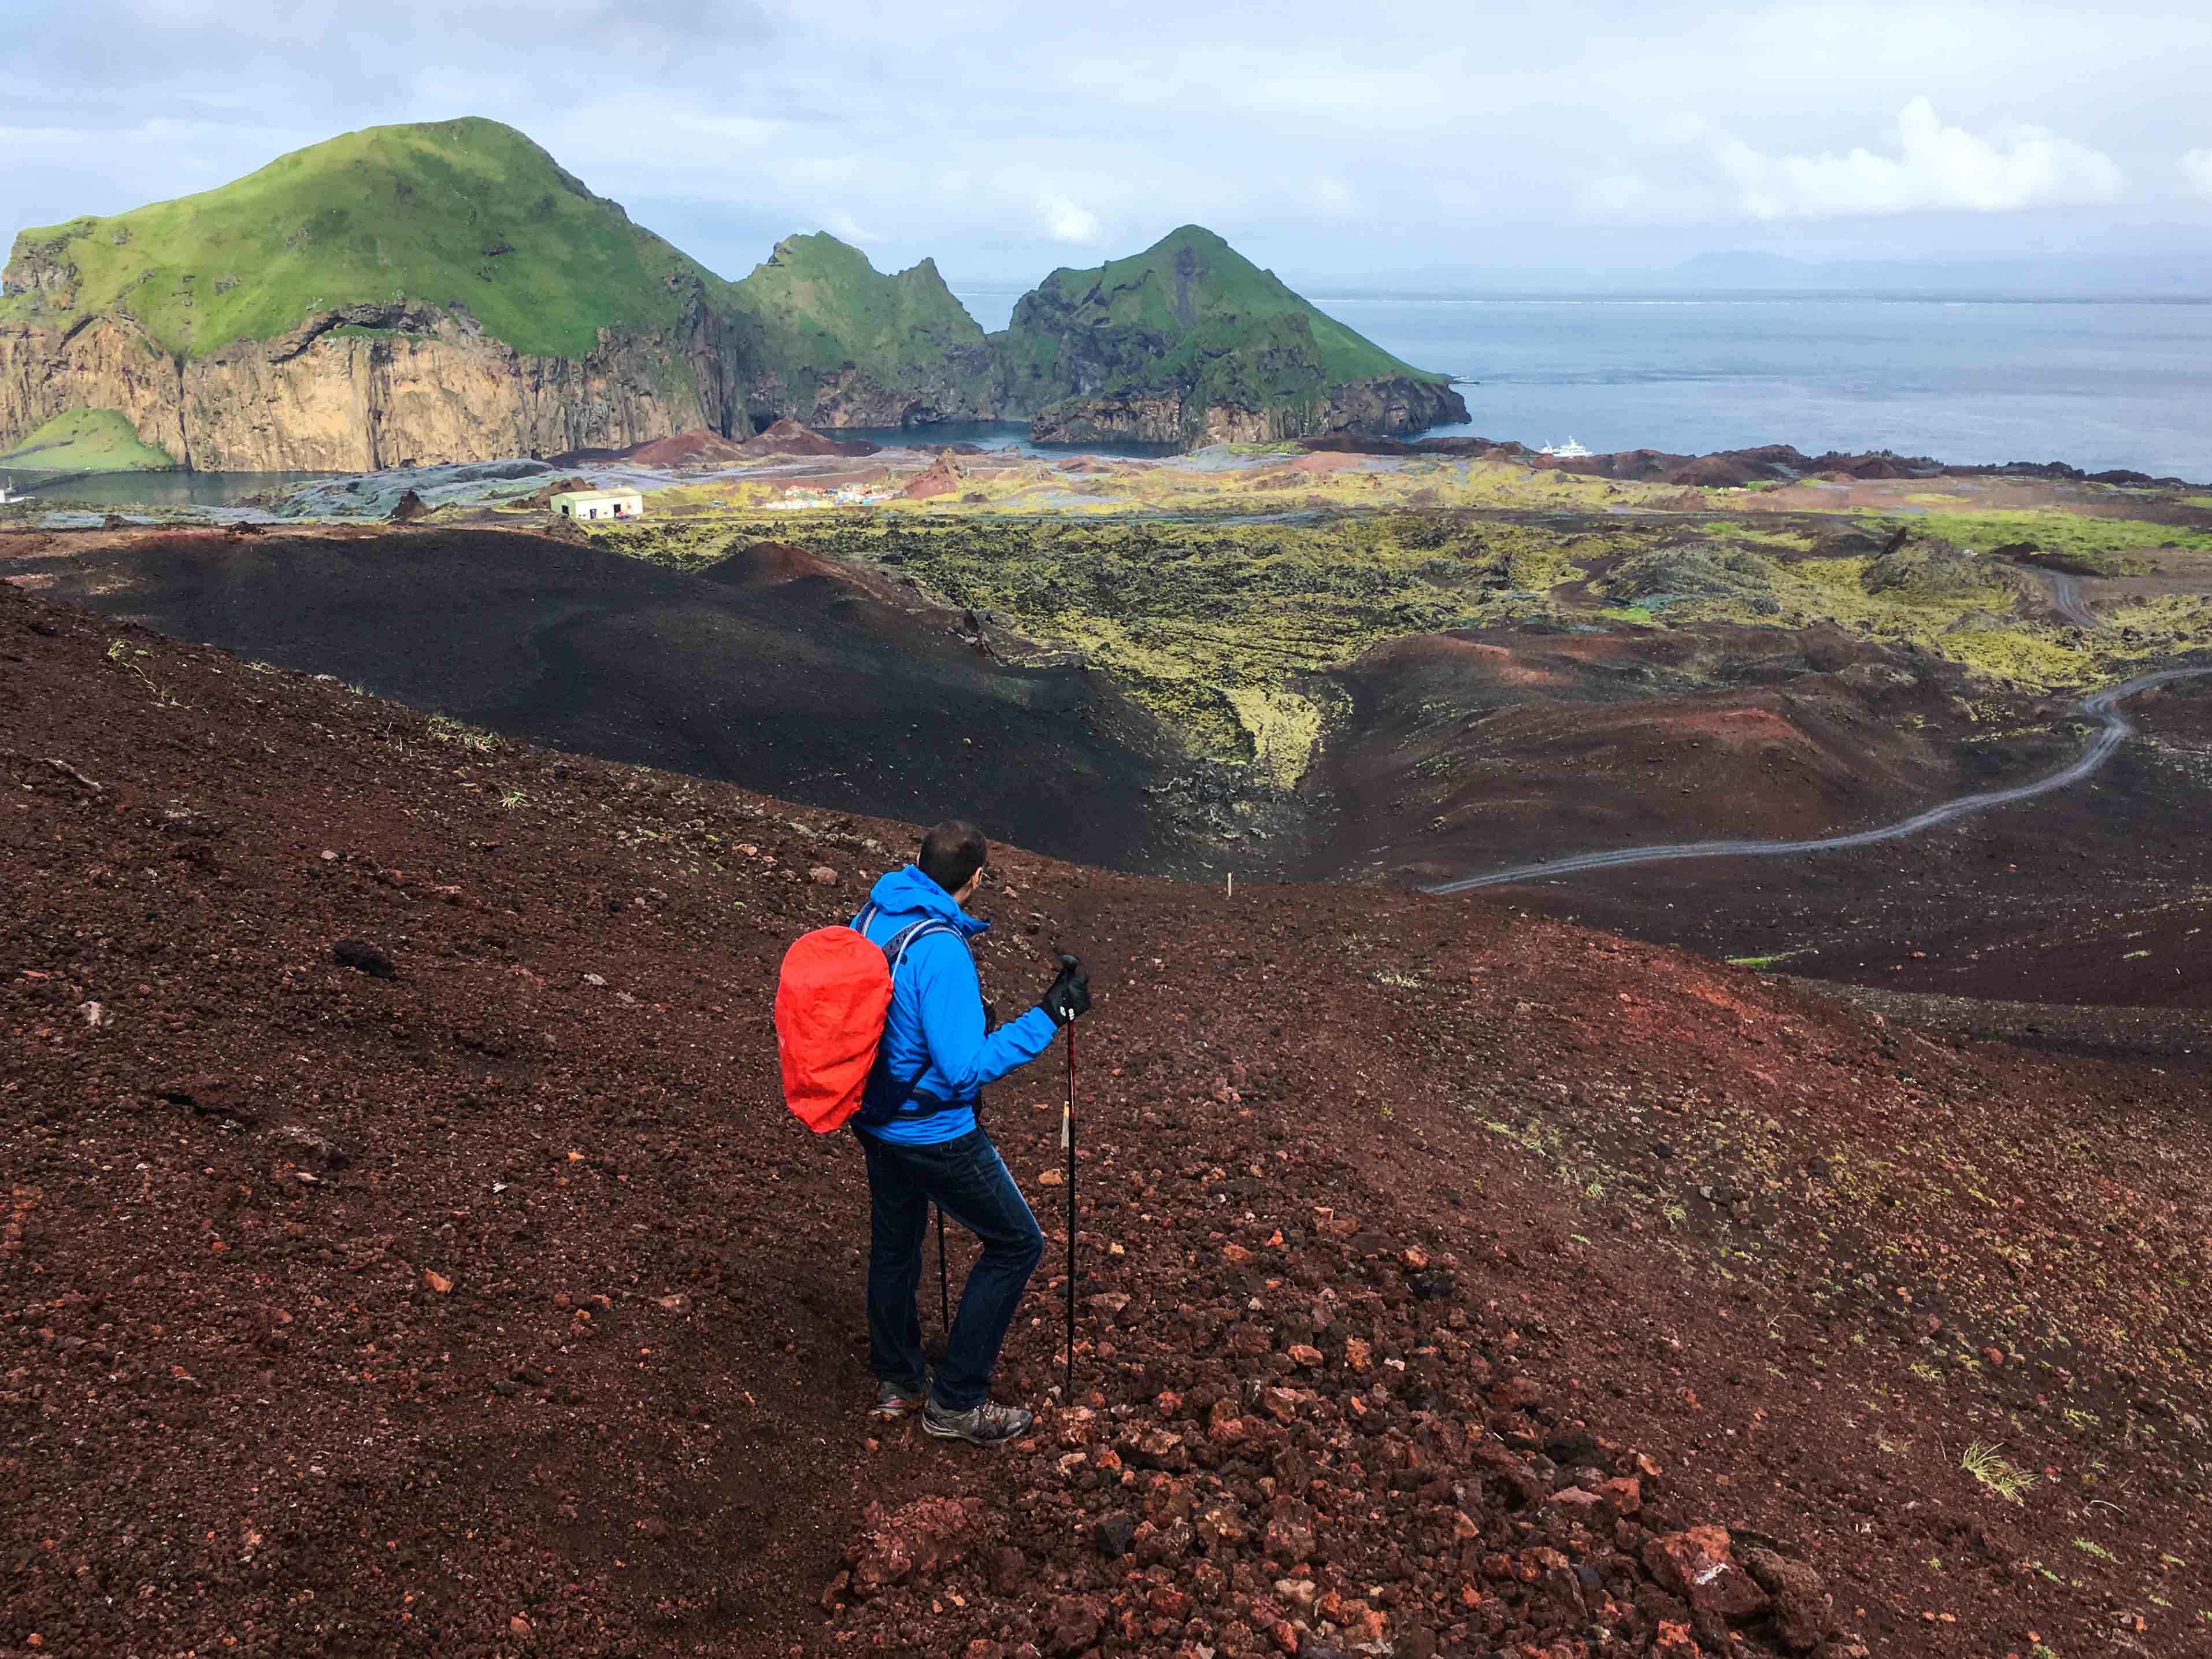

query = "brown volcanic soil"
(1, 525), (1187, 876)
(1778, 680), (2212, 1012)
(6, 583), (2212, 1659)
(1474, 676), (2212, 1023)
(738, 419), (884, 460)
(618, 423), (885, 468)
(624, 428), (758, 468)
(1310, 623), (2035, 881)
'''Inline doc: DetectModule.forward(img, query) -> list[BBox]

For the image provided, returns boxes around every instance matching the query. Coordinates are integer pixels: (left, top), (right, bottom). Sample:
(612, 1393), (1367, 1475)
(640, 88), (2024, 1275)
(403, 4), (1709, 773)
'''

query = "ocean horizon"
(957, 288), (2212, 480)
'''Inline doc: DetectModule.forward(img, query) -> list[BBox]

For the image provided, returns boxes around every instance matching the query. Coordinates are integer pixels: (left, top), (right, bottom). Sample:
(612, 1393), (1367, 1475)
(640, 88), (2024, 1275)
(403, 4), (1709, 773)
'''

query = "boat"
(1537, 438), (1593, 460)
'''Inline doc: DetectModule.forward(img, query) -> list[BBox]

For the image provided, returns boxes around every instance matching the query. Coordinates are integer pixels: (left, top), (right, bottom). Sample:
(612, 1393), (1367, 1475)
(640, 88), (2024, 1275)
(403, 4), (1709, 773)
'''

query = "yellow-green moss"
(591, 499), (2212, 760)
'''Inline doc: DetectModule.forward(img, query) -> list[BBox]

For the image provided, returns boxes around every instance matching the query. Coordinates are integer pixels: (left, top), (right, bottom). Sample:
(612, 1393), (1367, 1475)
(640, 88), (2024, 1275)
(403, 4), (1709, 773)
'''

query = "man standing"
(850, 820), (1090, 1445)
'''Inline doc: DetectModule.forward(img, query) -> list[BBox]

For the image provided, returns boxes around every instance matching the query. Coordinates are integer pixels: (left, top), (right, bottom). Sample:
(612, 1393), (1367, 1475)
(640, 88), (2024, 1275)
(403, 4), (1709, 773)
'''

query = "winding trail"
(2043, 570), (2100, 629)
(1423, 664), (2212, 895)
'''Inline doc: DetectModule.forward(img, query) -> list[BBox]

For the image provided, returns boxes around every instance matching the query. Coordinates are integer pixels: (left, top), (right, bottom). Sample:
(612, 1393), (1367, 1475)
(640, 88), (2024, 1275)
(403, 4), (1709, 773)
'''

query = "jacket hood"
(866, 864), (990, 938)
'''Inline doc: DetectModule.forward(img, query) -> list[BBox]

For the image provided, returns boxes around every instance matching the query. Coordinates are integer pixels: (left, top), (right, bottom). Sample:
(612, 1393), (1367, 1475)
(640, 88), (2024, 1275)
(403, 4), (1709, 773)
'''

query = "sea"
(961, 289), (2212, 481)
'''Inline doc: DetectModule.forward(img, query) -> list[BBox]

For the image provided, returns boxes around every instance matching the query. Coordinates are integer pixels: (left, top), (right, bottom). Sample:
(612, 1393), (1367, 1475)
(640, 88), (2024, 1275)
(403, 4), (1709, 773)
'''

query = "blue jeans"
(857, 1123), (1044, 1411)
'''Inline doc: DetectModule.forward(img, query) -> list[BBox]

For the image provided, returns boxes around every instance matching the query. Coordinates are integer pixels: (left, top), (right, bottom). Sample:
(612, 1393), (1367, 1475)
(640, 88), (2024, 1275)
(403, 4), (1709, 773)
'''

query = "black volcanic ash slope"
(18, 528), (1185, 871)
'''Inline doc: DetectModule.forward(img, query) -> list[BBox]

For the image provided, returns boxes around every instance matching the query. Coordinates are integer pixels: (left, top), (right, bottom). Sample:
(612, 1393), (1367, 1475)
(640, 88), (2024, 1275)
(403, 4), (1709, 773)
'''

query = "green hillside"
(0, 408), (175, 472)
(732, 233), (992, 405)
(0, 118), (740, 360)
(993, 224), (1447, 414)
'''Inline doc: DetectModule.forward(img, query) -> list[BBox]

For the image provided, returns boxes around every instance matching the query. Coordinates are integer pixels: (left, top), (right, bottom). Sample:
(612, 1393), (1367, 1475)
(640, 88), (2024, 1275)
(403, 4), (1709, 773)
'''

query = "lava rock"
(331, 938), (397, 978)
(847, 1495), (983, 1596)
(1644, 1527), (1768, 1622)
(269, 1123), (353, 1170)
(1092, 1512), (1136, 1558)
(1742, 1547), (1834, 1651)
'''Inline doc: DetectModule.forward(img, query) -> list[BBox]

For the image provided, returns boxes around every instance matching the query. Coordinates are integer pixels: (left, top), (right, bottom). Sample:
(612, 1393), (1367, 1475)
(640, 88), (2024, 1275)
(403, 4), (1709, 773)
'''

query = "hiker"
(848, 820), (1090, 1445)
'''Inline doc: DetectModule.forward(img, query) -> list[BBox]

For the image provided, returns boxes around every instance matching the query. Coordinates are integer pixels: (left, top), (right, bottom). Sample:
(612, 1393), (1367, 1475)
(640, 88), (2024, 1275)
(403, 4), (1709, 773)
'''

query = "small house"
(549, 488), (644, 521)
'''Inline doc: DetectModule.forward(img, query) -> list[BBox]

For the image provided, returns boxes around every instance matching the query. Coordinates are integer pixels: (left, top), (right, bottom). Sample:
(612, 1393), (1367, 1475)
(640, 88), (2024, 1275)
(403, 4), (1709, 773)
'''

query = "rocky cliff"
(1027, 376), (1468, 447)
(992, 225), (1466, 447)
(0, 298), (749, 472)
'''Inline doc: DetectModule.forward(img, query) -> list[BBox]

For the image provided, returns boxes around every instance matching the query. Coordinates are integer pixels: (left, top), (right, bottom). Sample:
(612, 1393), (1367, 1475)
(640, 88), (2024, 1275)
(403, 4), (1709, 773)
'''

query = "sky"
(4, 0), (2210, 292)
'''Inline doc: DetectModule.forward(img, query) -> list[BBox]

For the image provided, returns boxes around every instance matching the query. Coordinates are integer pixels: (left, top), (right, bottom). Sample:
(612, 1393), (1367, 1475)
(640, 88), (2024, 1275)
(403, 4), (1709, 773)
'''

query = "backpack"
(774, 906), (955, 1133)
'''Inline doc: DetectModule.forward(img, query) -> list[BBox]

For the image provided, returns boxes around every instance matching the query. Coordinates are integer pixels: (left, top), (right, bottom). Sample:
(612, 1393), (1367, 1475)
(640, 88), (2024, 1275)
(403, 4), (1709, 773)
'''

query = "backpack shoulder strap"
(882, 918), (960, 974)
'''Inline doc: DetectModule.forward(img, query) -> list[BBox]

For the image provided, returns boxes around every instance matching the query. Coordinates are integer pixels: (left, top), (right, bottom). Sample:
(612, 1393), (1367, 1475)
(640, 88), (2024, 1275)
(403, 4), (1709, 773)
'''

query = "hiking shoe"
(921, 1397), (1034, 1445)
(872, 1381), (925, 1420)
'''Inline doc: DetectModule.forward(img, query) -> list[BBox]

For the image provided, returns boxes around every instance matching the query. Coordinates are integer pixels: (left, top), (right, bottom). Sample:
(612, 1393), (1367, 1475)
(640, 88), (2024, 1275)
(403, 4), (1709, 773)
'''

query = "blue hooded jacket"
(850, 865), (1059, 1145)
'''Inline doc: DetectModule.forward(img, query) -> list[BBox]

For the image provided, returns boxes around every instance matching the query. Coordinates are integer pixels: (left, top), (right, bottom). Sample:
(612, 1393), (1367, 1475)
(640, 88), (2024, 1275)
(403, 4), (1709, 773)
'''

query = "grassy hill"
(0, 118), (741, 360)
(732, 233), (994, 414)
(993, 224), (1452, 422)
(0, 408), (175, 471)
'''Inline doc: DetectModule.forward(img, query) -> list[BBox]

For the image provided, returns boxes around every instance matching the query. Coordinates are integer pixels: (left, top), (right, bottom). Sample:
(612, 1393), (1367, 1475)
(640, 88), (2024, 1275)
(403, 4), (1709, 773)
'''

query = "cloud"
(7, 2), (2212, 287)
(2185, 149), (2212, 202)
(1718, 97), (2125, 217)
(1038, 191), (1101, 246)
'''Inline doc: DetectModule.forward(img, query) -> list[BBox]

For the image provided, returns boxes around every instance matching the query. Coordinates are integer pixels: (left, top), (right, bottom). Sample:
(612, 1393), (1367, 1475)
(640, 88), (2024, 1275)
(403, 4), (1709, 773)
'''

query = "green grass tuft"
(1961, 1440), (2038, 1504)
(427, 713), (502, 753)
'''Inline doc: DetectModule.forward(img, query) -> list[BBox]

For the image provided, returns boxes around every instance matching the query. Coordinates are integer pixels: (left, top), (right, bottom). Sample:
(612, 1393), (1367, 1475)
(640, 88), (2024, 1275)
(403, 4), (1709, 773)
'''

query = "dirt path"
(1425, 662), (2212, 895)
(2041, 569), (2100, 629)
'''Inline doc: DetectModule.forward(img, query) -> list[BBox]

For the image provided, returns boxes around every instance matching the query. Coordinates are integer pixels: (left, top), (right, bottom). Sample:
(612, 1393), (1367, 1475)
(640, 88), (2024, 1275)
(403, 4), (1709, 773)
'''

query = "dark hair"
(918, 820), (988, 894)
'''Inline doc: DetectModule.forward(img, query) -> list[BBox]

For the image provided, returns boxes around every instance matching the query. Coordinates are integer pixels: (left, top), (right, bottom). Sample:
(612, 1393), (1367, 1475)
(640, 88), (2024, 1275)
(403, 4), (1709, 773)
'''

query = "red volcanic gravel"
(2, 579), (2209, 1659)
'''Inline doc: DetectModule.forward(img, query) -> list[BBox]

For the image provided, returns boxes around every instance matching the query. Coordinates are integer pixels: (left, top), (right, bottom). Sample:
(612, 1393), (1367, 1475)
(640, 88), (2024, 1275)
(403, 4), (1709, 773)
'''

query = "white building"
(549, 488), (644, 521)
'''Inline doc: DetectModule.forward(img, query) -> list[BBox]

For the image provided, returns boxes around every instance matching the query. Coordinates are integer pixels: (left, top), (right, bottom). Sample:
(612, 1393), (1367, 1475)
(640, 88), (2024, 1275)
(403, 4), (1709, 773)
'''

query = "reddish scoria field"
(2, 579), (2209, 1659)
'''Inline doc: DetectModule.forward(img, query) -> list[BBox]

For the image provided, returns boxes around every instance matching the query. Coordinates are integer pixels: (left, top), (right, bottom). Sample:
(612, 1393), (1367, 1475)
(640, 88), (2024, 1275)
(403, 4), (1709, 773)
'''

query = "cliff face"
(992, 225), (1466, 449)
(1028, 377), (1469, 447)
(0, 313), (187, 463)
(0, 299), (748, 472)
(743, 347), (998, 430)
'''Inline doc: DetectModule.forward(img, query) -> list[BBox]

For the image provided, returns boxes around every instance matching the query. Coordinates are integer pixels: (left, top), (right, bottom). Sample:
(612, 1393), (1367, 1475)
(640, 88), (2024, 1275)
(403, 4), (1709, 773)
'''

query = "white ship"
(1537, 437), (1593, 460)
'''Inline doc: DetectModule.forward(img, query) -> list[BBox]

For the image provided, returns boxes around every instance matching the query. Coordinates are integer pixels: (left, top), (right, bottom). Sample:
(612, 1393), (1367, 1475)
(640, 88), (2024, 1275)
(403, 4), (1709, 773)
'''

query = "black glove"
(1040, 959), (1091, 1027)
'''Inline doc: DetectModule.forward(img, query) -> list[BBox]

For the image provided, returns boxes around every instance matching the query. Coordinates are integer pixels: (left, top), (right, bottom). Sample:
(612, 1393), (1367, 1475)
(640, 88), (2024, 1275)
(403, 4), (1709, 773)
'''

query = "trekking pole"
(936, 1206), (951, 1336)
(1061, 955), (1079, 1405)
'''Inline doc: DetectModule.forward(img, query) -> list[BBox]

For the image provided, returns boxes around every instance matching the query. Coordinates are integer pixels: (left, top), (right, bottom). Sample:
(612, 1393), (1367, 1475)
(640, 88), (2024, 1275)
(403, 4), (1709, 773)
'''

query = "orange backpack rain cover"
(775, 926), (895, 1132)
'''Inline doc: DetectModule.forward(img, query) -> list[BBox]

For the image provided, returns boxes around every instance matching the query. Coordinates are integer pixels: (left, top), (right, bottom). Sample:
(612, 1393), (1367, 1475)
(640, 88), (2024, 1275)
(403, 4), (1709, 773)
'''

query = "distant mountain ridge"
(0, 120), (1461, 469)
